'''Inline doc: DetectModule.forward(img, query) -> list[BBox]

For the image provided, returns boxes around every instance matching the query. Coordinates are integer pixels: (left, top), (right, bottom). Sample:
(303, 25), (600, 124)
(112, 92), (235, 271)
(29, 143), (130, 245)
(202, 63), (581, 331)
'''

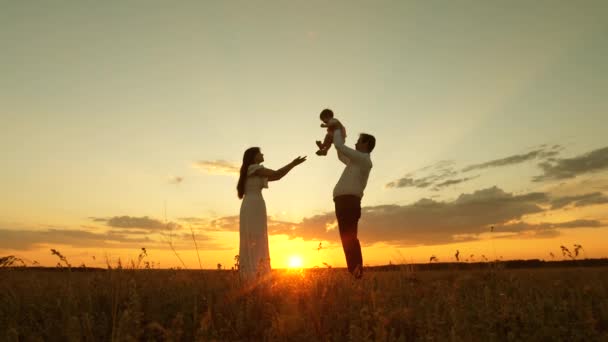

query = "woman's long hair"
(237, 147), (260, 199)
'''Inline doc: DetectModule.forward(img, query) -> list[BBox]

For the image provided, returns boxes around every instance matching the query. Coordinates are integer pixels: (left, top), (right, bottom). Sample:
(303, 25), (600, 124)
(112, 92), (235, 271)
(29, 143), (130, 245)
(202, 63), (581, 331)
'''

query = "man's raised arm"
(333, 130), (350, 164)
(333, 130), (366, 163)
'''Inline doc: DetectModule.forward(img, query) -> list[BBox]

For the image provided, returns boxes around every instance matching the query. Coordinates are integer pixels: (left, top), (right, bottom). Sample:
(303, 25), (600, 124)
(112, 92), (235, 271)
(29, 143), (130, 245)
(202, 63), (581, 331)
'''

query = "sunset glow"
(1, 1), (607, 269)
(287, 256), (304, 269)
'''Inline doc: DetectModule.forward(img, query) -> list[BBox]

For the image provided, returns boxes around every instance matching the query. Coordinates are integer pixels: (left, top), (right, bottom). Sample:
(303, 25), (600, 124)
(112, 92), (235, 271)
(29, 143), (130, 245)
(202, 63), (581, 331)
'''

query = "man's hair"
(319, 108), (334, 120)
(359, 133), (376, 153)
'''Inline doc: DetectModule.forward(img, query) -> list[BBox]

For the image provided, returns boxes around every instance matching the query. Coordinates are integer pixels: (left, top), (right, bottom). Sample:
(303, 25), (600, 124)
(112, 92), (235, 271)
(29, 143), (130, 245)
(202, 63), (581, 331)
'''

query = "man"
(332, 128), (375, 279)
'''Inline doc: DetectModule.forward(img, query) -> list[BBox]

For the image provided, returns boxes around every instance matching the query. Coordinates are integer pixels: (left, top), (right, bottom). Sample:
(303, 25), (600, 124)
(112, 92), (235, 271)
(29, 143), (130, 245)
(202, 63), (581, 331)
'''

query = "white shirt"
(332, 130), (372, 199)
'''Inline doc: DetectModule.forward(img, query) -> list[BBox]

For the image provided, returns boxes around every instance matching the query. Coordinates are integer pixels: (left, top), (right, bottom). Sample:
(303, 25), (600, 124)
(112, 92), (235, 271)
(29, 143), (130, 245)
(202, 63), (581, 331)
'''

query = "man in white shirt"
(332, 128), (375, 279)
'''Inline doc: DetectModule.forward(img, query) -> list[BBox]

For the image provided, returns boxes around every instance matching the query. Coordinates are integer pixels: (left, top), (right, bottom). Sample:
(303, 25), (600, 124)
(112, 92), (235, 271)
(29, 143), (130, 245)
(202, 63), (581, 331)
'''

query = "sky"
(1, 1), (608, 269)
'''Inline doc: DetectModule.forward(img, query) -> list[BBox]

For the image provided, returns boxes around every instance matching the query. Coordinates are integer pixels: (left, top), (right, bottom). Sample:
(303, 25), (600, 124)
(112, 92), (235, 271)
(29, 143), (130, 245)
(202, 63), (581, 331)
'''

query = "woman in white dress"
(236, 147), (306, 278)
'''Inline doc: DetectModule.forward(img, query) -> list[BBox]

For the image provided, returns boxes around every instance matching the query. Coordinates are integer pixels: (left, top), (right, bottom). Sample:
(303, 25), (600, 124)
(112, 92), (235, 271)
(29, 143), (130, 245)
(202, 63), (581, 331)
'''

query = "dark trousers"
(334, 195), (362, 274)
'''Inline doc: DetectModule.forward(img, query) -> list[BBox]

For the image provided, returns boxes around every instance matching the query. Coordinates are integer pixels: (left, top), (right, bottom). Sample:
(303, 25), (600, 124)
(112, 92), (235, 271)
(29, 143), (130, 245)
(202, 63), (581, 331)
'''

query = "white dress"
(239, 164), (270, 278)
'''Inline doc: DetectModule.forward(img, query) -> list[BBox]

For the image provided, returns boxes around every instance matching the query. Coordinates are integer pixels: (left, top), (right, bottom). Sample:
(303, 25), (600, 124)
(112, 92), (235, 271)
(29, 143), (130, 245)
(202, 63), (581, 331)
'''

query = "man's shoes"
(316, 149), (327, 156)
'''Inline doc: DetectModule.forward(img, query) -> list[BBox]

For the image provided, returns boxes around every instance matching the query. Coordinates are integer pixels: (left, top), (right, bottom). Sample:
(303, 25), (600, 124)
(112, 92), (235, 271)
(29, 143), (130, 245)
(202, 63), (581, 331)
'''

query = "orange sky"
(1, 1), (608, 269)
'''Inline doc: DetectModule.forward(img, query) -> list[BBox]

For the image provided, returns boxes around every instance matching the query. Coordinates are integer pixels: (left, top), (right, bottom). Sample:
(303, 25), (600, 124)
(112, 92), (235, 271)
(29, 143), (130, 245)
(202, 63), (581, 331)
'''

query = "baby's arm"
(321, 118), (341, 129)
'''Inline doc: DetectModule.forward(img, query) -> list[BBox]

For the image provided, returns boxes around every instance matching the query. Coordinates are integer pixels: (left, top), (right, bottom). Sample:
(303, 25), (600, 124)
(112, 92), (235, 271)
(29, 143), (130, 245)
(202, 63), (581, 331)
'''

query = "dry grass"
(1, 265), (607, 341)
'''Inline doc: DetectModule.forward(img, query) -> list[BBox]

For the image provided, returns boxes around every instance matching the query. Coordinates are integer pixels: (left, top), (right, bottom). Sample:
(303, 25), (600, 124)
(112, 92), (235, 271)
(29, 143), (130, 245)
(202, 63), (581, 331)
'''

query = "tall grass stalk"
(190, 224), (203, 270)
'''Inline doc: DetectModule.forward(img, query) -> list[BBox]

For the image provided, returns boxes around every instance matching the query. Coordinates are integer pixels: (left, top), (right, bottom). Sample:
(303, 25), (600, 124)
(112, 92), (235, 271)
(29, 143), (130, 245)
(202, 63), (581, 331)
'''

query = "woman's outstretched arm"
(253, 156), (307, 181)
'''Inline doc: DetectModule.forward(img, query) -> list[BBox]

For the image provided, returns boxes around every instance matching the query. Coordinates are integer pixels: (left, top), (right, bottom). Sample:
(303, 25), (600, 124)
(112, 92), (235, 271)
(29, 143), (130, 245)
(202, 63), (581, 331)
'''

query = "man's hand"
(320, 123), (328, 128)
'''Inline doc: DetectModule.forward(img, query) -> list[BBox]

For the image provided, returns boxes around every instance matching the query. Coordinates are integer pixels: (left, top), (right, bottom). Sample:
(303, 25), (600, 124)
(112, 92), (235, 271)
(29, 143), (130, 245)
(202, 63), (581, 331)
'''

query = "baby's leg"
(321, 131), (333, 150)
(316, 132), (333, 156)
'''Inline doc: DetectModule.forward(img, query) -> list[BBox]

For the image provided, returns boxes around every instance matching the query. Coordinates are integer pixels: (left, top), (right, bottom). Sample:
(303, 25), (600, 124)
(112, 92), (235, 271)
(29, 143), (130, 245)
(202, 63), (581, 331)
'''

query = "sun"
(287, 255), (303, 268)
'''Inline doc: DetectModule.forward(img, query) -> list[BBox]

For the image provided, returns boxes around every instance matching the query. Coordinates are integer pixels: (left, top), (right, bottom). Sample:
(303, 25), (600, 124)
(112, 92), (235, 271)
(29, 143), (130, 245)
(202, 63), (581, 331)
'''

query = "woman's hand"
(264, 156), (307, 181)
(291, 156), (307, 166)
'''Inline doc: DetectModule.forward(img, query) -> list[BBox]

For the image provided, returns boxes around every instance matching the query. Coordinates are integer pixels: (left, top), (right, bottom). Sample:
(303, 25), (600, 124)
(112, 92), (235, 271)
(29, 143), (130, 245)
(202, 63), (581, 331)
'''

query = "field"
(1, 265), (607, 341)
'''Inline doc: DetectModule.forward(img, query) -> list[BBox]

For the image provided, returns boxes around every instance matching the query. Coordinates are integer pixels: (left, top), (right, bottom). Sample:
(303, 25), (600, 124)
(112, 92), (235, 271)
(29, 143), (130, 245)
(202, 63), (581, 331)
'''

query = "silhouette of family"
(237, 109), (376, 280)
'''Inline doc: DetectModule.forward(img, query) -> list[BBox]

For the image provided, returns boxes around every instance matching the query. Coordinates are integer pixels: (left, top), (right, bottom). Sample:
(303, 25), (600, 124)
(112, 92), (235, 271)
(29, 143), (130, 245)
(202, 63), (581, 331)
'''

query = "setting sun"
(287, 255), (303, 268)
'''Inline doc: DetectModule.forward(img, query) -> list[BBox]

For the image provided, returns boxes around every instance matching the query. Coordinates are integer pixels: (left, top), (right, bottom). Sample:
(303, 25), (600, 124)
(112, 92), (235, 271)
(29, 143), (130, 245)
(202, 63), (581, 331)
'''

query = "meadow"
(1, 263), (607, 341)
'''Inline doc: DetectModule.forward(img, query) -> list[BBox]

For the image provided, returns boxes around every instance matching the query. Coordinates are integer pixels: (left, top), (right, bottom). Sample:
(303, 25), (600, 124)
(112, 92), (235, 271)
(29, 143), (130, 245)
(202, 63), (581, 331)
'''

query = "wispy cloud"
(462, 145), (562, 172)
(92, 216), (177, 231)
(206, 216), (239, 232)
(385, 177), (434, 189)
(177, 217), (208, 224)
(533, 146), (608, 182)
(386, 161), (457, 189)
(497, 219), (603, 232)
(491, 219), (603, 240)
(550, 192), (608, 209)
(193, 160), (239, 175)
(168, 176), (183, 184)
(433, 175), (480, 190)
(189, 215), (297, 235)
(0, 224), (225, 251)
(0, 228), (152, 250)
(386, 145), (565, 191)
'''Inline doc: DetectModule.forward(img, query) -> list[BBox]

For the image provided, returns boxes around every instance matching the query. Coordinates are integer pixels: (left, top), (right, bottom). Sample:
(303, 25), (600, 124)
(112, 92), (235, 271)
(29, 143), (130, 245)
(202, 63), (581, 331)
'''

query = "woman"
(237, 147), (306, 278)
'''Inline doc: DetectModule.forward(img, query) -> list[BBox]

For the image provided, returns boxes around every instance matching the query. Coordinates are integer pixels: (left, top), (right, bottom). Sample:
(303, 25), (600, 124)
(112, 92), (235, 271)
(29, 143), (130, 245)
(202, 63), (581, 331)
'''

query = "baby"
(316, 108), (346, 156)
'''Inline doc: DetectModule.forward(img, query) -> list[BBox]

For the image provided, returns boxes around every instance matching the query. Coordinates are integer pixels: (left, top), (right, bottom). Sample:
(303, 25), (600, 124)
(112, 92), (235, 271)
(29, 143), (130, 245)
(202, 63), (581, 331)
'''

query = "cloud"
(432, 175), (480, 190)
(0, 226), (226, 251)
(271, 186), (555, 246)
(462, 146), (562, 172)
(178, 217), (208, 224)
(107, 229), (151, 235)
(199, 215), (296, 235)
(533, 146), (608, 182)
(107, 216), (167, 230)
(385, 177), (433, 189)
(0, 228), (152, 250)
(550, 192), (608, 209)
(168, 176), (183, 184)
(551, 219), (603, 228)
(486, 219), (603, 241)
(193, 160), (239, 175)
(157, 229), (231, 251)
(496, 219), (602, 232)
(386, 145), (566, 191)
(387, 173), (477, 191)
(75, 184), (607, 252)
(386, 161), (457, 189)
(197, 186), (608, 247)
(206, 216), (239, 232)
(516, 230), (562, 239)
(268, 219), (299, 235)
(92, 216), (177, 231)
